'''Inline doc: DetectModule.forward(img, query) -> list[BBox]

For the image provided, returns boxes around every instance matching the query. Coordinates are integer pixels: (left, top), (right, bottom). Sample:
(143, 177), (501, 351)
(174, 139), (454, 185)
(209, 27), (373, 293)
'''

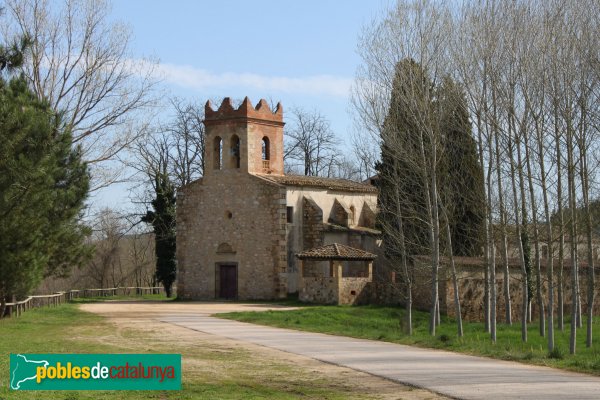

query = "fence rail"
(1, 286), (164, 319)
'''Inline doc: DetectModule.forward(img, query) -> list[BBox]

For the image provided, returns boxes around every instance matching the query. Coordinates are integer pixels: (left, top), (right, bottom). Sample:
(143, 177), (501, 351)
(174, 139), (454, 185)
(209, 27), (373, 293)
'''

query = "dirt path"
(80, 301), (444, 400)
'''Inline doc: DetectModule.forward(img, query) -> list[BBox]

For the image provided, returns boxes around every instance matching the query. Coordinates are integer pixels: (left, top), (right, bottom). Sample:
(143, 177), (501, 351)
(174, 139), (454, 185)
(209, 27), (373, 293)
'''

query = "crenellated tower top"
(203, 96), (285, 177)
(204, 97), (283, 126)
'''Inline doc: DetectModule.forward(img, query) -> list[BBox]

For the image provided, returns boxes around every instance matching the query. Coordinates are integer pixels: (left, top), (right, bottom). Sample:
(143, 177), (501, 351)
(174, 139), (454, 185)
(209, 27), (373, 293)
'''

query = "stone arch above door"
(216, 242), (236, 254)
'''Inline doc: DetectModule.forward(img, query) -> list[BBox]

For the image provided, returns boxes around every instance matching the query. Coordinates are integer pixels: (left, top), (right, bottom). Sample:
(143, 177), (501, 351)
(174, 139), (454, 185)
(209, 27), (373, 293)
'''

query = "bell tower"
(203, 97), (284, 177)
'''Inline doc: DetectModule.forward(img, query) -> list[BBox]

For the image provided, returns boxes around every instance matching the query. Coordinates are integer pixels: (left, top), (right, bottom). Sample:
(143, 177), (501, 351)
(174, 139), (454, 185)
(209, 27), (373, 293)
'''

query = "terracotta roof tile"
(296, 243), (377, 260)
(255, 174), (377, 193)
(324, 223), (381, 235)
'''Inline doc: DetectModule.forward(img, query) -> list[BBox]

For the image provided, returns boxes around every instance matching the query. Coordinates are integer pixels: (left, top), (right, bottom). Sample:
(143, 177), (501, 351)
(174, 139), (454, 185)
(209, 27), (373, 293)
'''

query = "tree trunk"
(554, 102), (565, 333)
(418, 129), (439, 337)
(579, 147), (594, 347)
(508, 133), (528, 343)
(535, 115), (554, 350)
(489, 219), (497, 342)
(567, 123), (578, 355)
(406, 281), (413, 336)
(0, 296), (6, 319)
(491, 101), (511, 325)
(393, 177), (412, 335)
(523, 126), (545, 337)
(446, 219), (463, 337)
(477, 110), (496, 340)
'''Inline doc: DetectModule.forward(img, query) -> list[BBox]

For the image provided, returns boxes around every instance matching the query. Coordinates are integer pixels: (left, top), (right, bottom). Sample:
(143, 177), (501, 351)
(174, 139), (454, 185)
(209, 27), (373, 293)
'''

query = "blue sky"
(93, 0), (388, 212)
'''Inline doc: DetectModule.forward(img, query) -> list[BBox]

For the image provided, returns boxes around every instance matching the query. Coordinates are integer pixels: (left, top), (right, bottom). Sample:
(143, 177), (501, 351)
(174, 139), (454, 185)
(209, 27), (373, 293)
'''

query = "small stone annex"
(176, 97), (380, 300)
(296, 243), (376, 305)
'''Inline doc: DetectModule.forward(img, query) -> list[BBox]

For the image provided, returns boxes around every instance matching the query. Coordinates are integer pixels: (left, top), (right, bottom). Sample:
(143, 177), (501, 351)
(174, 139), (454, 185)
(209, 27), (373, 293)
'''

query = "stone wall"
(176, 172), (287, 300)
(444, 264), (600, 322)
(299, 260), (373, 305)
(299, 276), (338, 304)
(370, 259), (600, 322)
(339, 278), (371, 305)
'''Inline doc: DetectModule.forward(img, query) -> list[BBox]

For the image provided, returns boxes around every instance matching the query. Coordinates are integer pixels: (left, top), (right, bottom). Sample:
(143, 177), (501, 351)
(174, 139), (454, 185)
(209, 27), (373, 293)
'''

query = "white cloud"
(155, 63), (352, 98)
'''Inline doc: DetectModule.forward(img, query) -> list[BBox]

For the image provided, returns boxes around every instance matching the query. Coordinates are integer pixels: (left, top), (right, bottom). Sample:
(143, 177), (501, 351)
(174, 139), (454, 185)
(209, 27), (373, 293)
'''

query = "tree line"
(353, 0), (599, 353)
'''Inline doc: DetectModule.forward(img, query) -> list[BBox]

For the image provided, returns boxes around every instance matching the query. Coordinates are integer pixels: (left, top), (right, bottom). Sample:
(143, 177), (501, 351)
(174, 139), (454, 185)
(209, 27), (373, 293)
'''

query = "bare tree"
(128, 230), (155, 288)
(351, 129), (380, 180)
(2, 0), (159, 190)
(354, 0), (454, 336)
(167, 98), (205, 188)
(354, 0), (599, 349)
(284, 107), (342, 177)
(86, 208), (126, 288)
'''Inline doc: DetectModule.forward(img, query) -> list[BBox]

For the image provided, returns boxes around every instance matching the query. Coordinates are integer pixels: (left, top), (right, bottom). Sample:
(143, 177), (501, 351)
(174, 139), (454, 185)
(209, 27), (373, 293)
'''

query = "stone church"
(176, 97), (379, 300)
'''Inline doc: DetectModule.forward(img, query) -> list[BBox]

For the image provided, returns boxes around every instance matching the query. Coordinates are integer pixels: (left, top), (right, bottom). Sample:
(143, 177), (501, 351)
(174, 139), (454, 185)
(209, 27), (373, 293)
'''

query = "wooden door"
(219, 264), (237, 299)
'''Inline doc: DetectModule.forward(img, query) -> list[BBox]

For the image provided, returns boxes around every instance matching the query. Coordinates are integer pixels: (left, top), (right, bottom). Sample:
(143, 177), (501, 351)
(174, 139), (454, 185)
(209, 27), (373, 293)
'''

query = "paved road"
(161, 314), (600, 400)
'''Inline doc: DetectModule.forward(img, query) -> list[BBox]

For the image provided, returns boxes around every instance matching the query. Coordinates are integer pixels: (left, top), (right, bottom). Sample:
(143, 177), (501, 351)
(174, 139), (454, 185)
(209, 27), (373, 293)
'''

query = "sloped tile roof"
(255, 174), (377, 193)
(324, 223), (381, 235)
(296, 243), (377, 260)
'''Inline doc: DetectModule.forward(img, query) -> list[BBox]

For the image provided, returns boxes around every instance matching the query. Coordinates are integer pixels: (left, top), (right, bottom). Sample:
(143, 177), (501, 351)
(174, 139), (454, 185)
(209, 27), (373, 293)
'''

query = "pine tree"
(0, 76), (90, 316)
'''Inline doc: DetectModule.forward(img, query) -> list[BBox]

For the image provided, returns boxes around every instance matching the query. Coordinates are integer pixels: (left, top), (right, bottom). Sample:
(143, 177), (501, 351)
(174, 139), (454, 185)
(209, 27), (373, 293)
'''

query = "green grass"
(221, 305), (600, 375)
(0, 303), (384, 399)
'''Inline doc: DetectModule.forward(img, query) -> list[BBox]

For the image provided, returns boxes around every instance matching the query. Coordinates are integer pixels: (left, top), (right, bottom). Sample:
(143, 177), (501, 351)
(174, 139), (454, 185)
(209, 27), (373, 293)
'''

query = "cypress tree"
(142, 172), (177, 297)
(377, 59), (433, 258)
(378, 60), (485, 259)
(438, 77), (485, 256)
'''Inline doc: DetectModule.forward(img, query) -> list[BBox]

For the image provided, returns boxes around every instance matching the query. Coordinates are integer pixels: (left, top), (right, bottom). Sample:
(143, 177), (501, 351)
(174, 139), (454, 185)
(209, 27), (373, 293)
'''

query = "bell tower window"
(214, 136), (223, 170)
(262, 136), (270, 172)
(230, 135), (240, 168)
(262, 137), (270, 160)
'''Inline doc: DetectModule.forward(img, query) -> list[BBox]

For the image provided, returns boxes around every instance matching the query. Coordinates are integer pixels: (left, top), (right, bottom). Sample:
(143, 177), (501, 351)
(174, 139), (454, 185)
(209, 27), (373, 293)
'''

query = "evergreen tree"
(142, 172), (177, 297)
(377, 59), (433, 258)
(0, 76), (90, 315)
(438, 77), (485, 256)
(378, 60), (485, 259)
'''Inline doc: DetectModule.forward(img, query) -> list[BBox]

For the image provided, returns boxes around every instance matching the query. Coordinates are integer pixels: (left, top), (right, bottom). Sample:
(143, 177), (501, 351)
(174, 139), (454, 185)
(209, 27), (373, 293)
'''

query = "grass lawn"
(221, 305), (600, 375)
(0, 302), (402, 399)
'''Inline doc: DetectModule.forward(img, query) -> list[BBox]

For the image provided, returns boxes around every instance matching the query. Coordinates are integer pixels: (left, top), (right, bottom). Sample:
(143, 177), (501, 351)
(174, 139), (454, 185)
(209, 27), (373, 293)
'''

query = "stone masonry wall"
(339, 278), (371, 305)
(299, 276), (338, 304)
(176, 171), (286, 300)
(370, 260), (600, 322)
(444, 264), (600, 322)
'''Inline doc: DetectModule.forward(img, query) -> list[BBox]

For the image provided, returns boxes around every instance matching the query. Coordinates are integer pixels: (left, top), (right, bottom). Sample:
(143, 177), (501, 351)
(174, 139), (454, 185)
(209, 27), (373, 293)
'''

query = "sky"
(92, 0), (389, 213)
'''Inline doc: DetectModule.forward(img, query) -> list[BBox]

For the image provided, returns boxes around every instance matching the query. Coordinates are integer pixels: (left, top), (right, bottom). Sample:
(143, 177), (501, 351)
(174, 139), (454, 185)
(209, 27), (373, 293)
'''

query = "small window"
(286, 206), (293, 223)
(230, 135), (240, 168)
(349, 205), (356, 225)
(262, 136), (270, 160)
(213, 136), (223, 170)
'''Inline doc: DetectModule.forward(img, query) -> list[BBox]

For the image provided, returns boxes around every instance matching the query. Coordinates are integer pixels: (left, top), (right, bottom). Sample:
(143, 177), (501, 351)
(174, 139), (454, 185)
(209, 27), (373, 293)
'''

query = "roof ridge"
(296, 242), (377, 261)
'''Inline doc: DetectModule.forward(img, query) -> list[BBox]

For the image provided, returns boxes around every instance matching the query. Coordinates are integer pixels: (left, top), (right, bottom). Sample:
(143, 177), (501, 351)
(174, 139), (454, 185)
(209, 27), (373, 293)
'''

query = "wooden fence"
(1, 286), (164, 319)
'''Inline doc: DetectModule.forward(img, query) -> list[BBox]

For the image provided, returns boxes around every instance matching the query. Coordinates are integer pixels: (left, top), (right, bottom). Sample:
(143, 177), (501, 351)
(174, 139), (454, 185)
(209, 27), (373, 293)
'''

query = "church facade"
(176, 97), (379, 300)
